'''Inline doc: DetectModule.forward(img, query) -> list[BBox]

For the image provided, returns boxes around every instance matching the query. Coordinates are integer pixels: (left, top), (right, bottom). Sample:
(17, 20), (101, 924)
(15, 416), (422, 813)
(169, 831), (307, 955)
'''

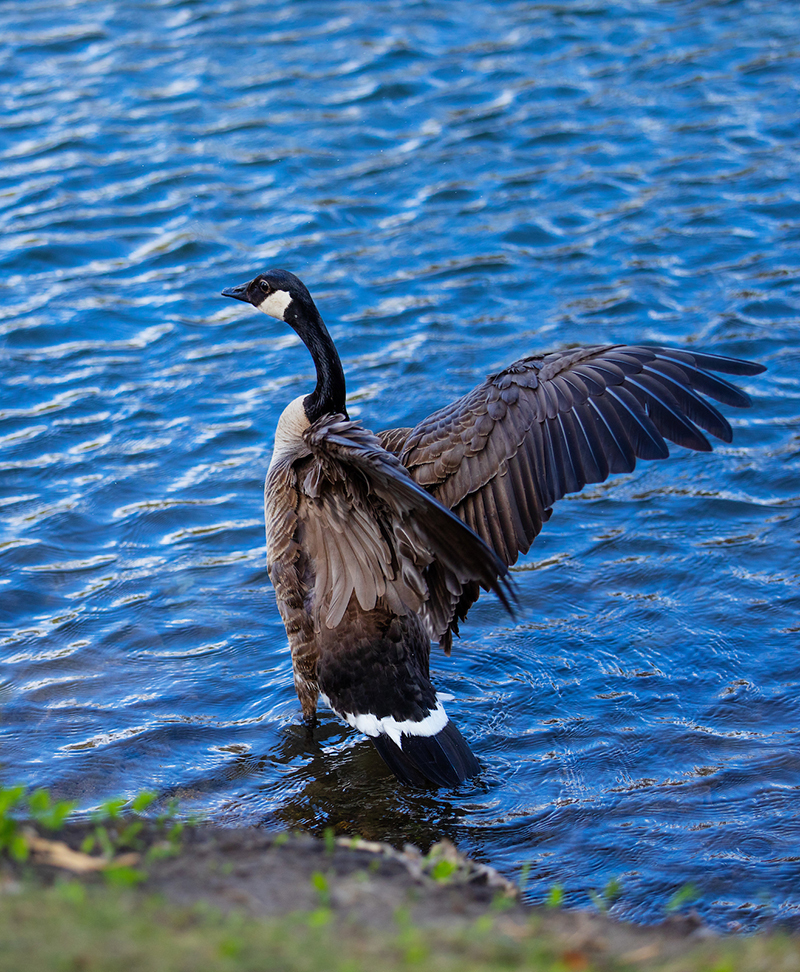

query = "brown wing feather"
(396, 344), (763, 627)
(299, 415), (512, 646)
(377, 427), (413, 455)
(264, 462), (319, 720)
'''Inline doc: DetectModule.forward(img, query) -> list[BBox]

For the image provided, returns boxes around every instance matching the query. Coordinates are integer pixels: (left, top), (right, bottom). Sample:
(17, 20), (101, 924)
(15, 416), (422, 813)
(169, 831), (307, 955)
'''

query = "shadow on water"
(157, 719), (477, 851)
(269, 731), (479, 850)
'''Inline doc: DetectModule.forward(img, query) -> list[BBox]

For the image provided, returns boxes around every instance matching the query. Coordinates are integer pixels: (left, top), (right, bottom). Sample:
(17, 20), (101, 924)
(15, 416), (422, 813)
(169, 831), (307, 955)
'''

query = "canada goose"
(221, 269), (764, 788)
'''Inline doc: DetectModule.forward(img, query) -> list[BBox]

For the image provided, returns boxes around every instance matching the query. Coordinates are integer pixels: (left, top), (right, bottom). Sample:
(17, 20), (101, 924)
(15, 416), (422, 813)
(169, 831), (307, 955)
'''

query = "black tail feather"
(371, 721), (480, 788)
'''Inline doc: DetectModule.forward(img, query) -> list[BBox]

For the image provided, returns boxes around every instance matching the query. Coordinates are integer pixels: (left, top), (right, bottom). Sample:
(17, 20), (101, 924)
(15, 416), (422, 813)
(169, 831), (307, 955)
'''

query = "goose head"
(221, 269), (347, 422)
(221, 269), (319, 329)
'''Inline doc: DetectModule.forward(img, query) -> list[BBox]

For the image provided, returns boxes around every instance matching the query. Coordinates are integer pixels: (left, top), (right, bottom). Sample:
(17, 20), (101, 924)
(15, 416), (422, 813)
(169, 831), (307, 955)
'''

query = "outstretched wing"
(379, 345), (763, 629)
(298, 414), (513, 647)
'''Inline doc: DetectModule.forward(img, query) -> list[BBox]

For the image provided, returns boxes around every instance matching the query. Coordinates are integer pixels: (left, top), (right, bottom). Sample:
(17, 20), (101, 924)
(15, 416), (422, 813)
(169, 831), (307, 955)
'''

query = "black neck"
(291, 305), (348, 422)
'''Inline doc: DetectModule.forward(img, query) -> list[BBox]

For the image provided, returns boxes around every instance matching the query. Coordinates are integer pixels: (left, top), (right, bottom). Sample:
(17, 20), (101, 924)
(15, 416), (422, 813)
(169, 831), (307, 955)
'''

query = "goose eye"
(259, 279), (271, 293)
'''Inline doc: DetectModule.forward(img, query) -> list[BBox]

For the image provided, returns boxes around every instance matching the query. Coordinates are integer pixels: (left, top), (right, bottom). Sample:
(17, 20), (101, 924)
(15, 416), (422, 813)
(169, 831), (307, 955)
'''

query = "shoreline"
(5, 819), (794, 971)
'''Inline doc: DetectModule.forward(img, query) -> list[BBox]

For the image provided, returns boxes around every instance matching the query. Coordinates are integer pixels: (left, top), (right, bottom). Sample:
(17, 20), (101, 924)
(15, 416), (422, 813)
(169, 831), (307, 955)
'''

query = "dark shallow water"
(2, 0), (799, 932)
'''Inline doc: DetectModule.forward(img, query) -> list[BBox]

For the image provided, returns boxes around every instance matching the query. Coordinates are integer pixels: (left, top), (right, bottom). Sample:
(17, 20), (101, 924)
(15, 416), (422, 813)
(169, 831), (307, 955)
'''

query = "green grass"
(1, 786), (799, 972)
(0, 881), (548, 972)
(0, 784), (185, 885)
(0, 879), (799, 972)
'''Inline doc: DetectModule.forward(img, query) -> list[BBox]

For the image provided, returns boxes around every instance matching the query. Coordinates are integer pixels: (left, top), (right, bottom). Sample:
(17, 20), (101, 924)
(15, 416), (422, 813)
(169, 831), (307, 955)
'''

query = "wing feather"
(587, 392), (637, 473)
(564, 404), (602, 483)
(297, 415), (512, 646)
(377, 426), (413, 455)
(625, 373), (712, 452)
(480, 474), (511, 563)
(604, 384), (669, 459)
(640, 360), (732, 440)
(394, 344), (763, 630)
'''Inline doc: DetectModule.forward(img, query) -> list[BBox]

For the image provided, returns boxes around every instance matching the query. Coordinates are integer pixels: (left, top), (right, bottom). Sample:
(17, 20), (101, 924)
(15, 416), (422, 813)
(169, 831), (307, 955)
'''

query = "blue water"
(1, 0), (798, 932)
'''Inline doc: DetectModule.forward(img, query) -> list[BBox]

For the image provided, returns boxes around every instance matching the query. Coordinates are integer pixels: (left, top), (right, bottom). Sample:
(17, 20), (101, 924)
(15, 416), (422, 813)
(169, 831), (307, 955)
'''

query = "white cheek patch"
(257, 289), (293, 320)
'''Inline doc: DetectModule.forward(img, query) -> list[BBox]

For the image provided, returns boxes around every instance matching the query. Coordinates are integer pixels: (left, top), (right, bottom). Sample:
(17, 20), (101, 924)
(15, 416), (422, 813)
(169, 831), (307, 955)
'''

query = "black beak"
(221, 282), (251, 303)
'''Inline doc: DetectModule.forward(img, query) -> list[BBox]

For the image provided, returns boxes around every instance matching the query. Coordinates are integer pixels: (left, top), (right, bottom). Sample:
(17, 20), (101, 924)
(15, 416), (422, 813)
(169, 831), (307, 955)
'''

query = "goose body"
(222, 269), (764, 788)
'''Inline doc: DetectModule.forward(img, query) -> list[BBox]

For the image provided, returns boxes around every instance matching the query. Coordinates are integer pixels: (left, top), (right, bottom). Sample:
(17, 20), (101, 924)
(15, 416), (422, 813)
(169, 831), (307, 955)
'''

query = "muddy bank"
(1, 821), (726, 968)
